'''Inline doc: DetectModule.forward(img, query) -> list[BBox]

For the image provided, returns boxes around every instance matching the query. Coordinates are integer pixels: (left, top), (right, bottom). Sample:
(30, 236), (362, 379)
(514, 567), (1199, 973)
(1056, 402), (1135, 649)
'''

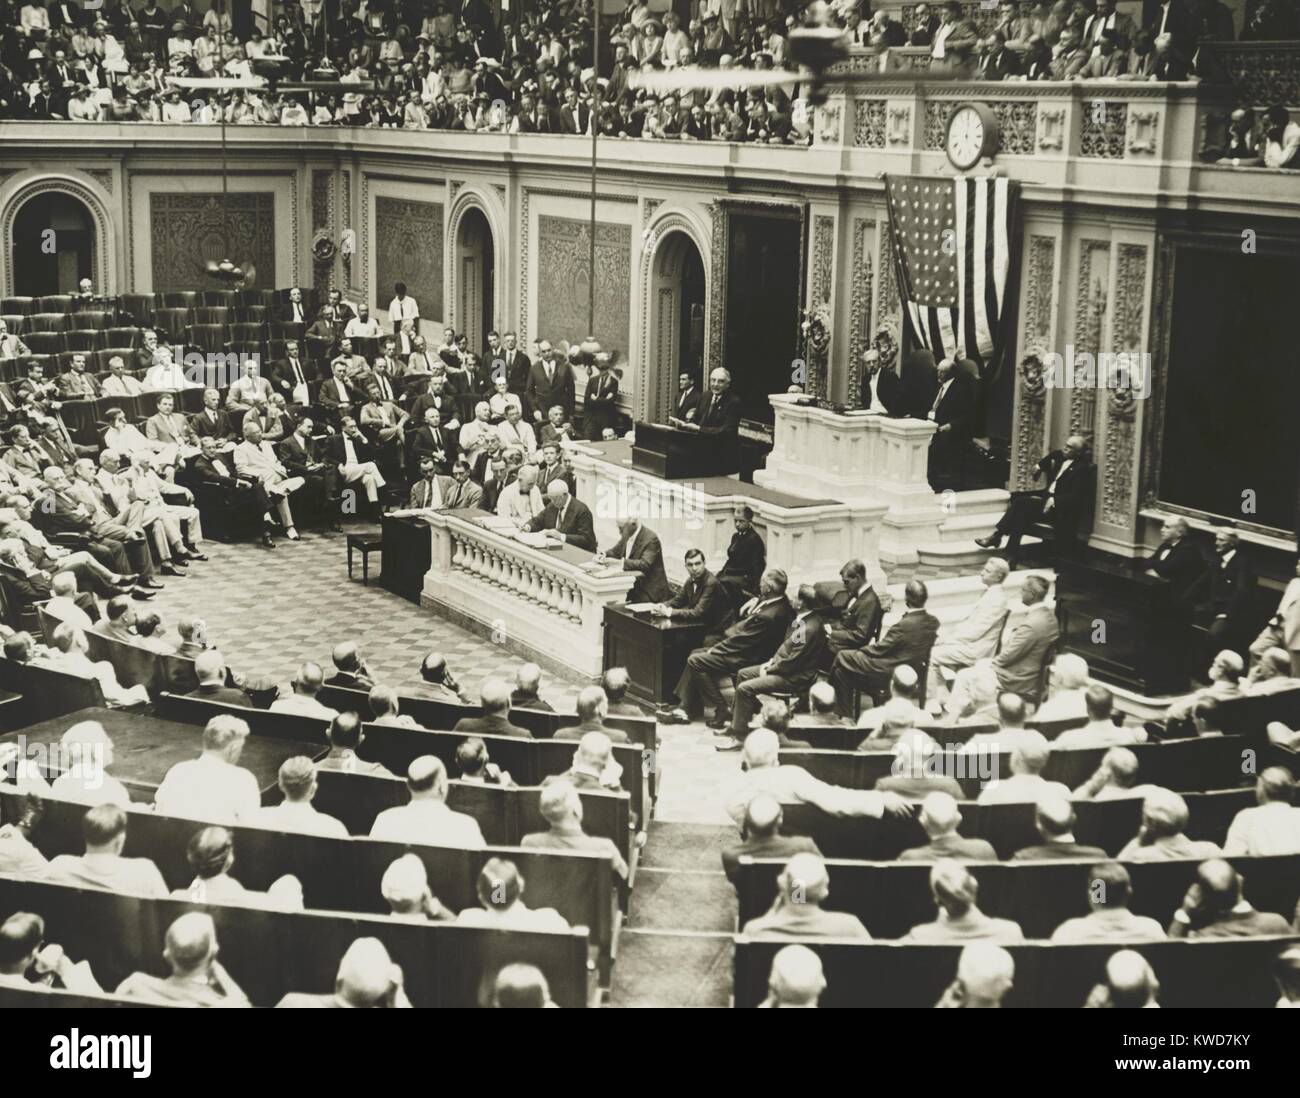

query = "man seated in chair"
(823, 558), (882, 661)
(945, 574), (1058, 722)
(716, 505), (766, 610)
(829, 579), (941, 718)
(975, 435), (1093, 558)
(928, 557), (1010, 704)
(649, 547), (735, 640)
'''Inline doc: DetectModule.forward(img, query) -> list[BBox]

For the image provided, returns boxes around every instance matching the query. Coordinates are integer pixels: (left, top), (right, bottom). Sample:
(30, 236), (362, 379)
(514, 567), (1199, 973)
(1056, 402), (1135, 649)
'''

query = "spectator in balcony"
(866, 11), (907, 48)
(1083, 0), (1137, 49)
(1244, 0), (1299, 39)
(1216, 107), (1263, 164)
(1051, 26), (1091, 76)
(931, 1), (980, 75)
(995, 0), (1032, 44)
(1082, 28), (1130, 76)
(1263, 105), (1300, 168)
(977, 31), (1023, 79)
(909, 2), (941, 45)
(699, 14), (735, 65)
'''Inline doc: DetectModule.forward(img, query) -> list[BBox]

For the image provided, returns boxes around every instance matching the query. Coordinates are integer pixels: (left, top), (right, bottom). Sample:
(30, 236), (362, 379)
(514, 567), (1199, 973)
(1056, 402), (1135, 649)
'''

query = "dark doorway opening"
(12, 192), (94, 297)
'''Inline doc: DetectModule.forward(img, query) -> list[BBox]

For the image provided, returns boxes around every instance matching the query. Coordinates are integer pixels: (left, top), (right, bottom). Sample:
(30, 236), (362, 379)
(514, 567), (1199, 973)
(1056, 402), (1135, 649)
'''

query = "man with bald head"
(830, 579), (940, 718)
(186, 649), (250, 706)
(1052, 862), (1166, 943)
(324, 640), (375, 690)
(49, 721), (130, 808)
(936, 943), (1015, 1007)
(154, 716), (262, 825)
(761, 945), (827, 1007)
(116, 912), (250, 1006)
(277, 938), (412, 1008)
(976, 435), (1094, 559)
(1136, 515), (1210, 609)
(898, 793), (997, 861)
(523, 478), (596, 551)
(906, 860), (1025, 942)
(369, 755), (486, 848)
(521, 779), (629, 879)
(742, 853), (871, 938)
(493, 964), (557, 1008)
(1169, 859), (1292, 938)
(451, 676), (532, 738)
(495, 462), (545, 528)
(977, 730), (1072, 805)
(1010, 796), (1109, 860)
(1224, 767), (1300, 856)
(555, 685), (629, 742)
(601, 515), (672, 603)
(544, 731), (625, 793)
(270, 661), (339, 720)
(1084, 950), (1160, 1008)
(404, 650), (472, 704)
(721, 793), (821, 883)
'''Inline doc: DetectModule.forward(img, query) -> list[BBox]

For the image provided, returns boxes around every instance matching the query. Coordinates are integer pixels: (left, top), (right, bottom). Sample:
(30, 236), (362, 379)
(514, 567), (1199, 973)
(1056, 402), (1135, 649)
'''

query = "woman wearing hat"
(633, 19), (664, 67)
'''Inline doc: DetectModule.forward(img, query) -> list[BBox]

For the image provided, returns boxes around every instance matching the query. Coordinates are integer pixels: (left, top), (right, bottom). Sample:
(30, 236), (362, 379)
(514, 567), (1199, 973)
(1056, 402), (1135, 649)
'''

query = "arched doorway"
(455, 207), (495, 353)
(11, 192), (95, 297)
(646, 230), (706, 422)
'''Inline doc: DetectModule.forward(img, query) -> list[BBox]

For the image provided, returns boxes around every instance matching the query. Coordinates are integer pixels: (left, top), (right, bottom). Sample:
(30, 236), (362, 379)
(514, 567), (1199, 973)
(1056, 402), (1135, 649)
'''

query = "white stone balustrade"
(422, 510), (635, 678)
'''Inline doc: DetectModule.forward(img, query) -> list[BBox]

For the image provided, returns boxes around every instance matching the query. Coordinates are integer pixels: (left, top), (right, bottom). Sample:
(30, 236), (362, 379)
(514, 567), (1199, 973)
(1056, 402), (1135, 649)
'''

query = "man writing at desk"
(667, 367), (742, 435)
(597, 517), (672, 603)
(523, 480), (597, 552)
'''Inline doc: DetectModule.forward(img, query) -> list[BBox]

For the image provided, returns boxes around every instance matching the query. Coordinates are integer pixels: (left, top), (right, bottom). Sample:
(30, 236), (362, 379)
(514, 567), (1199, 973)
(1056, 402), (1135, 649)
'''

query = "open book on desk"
(514, 530), (560, 549)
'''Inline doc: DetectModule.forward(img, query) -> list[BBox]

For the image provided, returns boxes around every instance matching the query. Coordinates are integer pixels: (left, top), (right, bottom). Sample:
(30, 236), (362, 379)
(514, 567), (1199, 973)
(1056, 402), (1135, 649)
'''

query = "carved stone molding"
(811, 215), (834, 308)
(1126, 108), (1160, 155)
(642, 198), (663, 230)
(85, 169), (113, 195)
(876, 222), (901, 348)
(1080, 102), (1127, 159)
(1014, 235), (1057, 490)
(450, 180), (464, 202)
(923, 100), (950, 151)
(886, 106), (912, 146)
(310, 169), (333, 290)
(447, 186), (506, 335)
(707, 201), (726, 376)
(1037, 106), (1066, 151)
(638, 208), (711, 418)
(852, 99), (886, 148)
(1069, 239), (1112, 439)
(847, 218), (873, 404)
(817, 102), (843, 145)
(989, 100), (1037, 156)
(1099, 243), (1148, 528)
(492, 183), (506, 202)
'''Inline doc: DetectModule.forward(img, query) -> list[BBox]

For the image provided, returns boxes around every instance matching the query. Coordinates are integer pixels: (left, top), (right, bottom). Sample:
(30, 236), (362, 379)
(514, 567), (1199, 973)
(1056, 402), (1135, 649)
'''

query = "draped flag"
(884, 174), (1021, 378)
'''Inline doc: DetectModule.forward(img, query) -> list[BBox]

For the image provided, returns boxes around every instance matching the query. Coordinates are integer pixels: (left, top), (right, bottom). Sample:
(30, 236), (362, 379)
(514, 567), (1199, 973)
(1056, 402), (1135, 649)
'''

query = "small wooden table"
(602, 604), (707, 707)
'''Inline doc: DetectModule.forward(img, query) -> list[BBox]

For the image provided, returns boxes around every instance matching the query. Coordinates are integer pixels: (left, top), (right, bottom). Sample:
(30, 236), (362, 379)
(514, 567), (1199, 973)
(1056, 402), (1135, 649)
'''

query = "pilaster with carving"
(847, 218), (873, 406)
(1012, 234), (1058, 490)
(707, 200), (726, 377)
(1097, 243), (1149, 539)
(1070, 239), (1112, 440)
(875, 216), (901, 351)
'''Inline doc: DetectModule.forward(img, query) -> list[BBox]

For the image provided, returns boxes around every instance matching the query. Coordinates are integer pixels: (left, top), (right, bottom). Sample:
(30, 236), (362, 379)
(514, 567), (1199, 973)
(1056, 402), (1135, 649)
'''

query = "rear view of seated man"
(1167, 859), (1293, 939)
(46, 622), (150, 708)
(369, 755), (485, 848)
(0, 912), (103, 995)
(270, 661), (340, 719)
(741, 852), (871, 939)
(898, 792), (997, 861)
(1053, 684), (1146, 749)
(543, 731), (624, 793)
(455, 857), (570, 931)
(1073, 747), (1163, 802)
(1223, 767), (1300, 857)
(1033, 653), (1090, 722)
(760, 945), (827, 1009)
(177, 826), (304, 912)
(521, 779), (629, 880)
(153, 714), (261, 824)
(976, 731), (1071, 805)
(115, 912), (250, 1007)
(318, 712), (395, 777)
(1117, 788), (1223, 862)
(1083, 950), (1162, 1009)
(720, 793), (822, 884)
(556, 684), (628, 743)
(45, 804), (168, 897)
(276, 937), (412, 1009)
(381, 854), (454, 923)
(935, 943), (1016, 1008)
(1050, 862), (1167, 943)
(905, 860), (1025, 943)
(246, 757), (349, 839)
(48, 720), (131, 808)
(452, 676), (532, 738)
(1010, 796), (1108, 861)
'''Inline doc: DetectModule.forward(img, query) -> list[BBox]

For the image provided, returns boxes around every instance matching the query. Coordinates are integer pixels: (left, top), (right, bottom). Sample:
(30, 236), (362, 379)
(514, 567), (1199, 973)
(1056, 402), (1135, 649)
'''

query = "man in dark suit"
(324, 641), (375, 690)
(860, 349), (904, 415)
(672, 371), (702, 425)
(660, 568), (793, 726)
(1136, 516), (1210, 609)
(830, 579), (941, 716)
(525, 346), (575, 427)
(926, 357), (977, 489)
(908, 2), (942, 45)
(602, 518), (672, 603)
(897, 792), (998, 861)
(326, 417), (387, 520)
(501, 331), (532, 413)
(189, 388), (237, 447)
(825, 559), (883, 658)
(277, 416), (340, 529)
(717, 505), (767, 608)
(720, 793), (821, 884)
(270, 340), (315, 406)
(408, 406), (456, 474)
(583, 357), (619, 441)
(899, 347), (939, 419)
(976, 30), (1022, 79)
(1010, 798), (1109, 861)
(317, 360), (361, 424)
(672, 367), (742, 437)
(723, 584), (829, 745)
(976, 435), (1095, 558)
(553, 685), (630, 743)
(451, 677), (533, 738)
(1191, 528), (1256, 655)
(650, 548), (736, 639)
(186, 650), (252, 707)
(524, 480), (596, 552)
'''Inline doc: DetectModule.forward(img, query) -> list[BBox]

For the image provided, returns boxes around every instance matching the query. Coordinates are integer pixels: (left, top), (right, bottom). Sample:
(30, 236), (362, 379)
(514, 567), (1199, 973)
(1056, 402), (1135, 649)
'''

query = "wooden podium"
(631, 421), (740, 479)
(603, 603), (707, 706)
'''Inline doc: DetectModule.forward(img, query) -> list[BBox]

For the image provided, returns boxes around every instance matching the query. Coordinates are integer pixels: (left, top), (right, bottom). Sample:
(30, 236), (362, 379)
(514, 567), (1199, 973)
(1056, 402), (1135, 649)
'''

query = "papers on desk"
(579, 561), (625, 579)
(387, 508), (435, 521)
(623, 602), (657, 613)
(476, 516), (518, 533)
(515, 531), (559, 549)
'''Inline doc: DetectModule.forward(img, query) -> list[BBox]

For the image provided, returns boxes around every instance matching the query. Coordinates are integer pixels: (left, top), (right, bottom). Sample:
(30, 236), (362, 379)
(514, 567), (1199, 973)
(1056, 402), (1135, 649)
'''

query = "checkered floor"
(140, 525), (969, 825)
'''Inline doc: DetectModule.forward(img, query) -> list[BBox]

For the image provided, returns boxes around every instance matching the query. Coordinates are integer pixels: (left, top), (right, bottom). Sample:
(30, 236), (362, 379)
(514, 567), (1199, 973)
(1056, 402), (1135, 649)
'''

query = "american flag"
(884, 174), (1021, 375)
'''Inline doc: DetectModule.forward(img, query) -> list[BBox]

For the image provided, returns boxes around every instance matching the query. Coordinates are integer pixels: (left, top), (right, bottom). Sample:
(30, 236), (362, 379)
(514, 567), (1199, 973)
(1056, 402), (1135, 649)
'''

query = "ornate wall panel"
(1070, 238), (1112, 439)
(148, 192), (275, 292)
(535, 215), (631, 354)
(876, 223), (901, 350)
(989, 101), (1038, 156)
(847, 217), (873, 405)
(1098, 242), (1148, 528)
(1080, 103), (1128, 158)
(373, 196), (444, 322)
(708, 201), (726, 375)
(310, 169), (333, 290)
(853, 99), (887, 148)
(1014, 234), (1057, 490)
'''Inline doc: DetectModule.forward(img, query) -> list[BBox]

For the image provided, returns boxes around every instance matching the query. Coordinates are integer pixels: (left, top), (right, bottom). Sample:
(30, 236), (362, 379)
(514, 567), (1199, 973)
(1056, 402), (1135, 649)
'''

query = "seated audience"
(45, 804), (167, 897)
(905, 860), (1025, 942)
(325, 641), (375, 690)
(1010, 796), (1109, 861)
(600, 666), (643, 717)
(317, 712), (396, 777)
(492, 964), (557, 1008)
(720, 793), (822, 883)
(245, 757), (348, 838)
(898, 792), (997, 861)
(0, 912), (102, 994)
(520, 780), (629, 879)
(455, 857), (569, 930)
(452, 676), (532, 738)
(543, 731), (623, 793)
(510, 662), (553, 711)
(380, 854), (454, 922)
(270, 661), (340, 719)
(153, 714), (261, 824)
(187, 649), (252, 706)
(403, 650), (472, 703)
(1073, 747), (1164, 801)
(1167, 859), (1293, 938)
(794, 680), (851, 727)
(1054, 684), (1146, 748)
(276, 938), (411, 1008)
(1084, 950), (1161, 1008)
(935, 943), (1016, 1008)
(976, 731), (1072, 805)
(369, 755), (485, 848)
(1032, 653), (1091, 722)
(46, 622), (149, 708)
(115, 912), (250, 1006)
(741, 852), (871, 939)
(760, 945), (826, 1008)
(176, 826), (303, 911)
(927, 557), (1010, 700)
(856, 665), (927, 732)
(1223, 767), (1300, 856)
(369, 686), (419, 727)
(1051, 862), (1167, 943)
(48, 720), (130, 807)
(1117, 788), (1223, 861)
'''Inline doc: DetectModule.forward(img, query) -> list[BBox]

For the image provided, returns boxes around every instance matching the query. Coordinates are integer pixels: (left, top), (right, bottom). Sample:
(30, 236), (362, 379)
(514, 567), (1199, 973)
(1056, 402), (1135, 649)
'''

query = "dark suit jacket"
(0, 563), (52, 605)
(674, 386), (702, 423)
(325, 671), (374, 690)
(667, 570), (735, 632)
(978, 46), (1022, 80)
(930, 374), (977, 443)
(277, 433), (327, 476)
(900, 350), (939, 419)
(583, 372), (619, 439)
(187, 682), (253, 707)
(452, 713), (532, 739)
(408, 424), (456, 472)
(318, 377), (359, 413)
(553, 720), (629, 744)
(827, 586), (883, 652)
(708, 597), (794, 669)
(765, 611), (829, 688)
(861, 368), (904, 415)
(718, 527), (766, 593)
(190, 407), (236, 440)
(1036, 450), (1095, 536)
(693, 390), (743, 436)
(1141, 538), (1210, 604)
(608, 525), (672, 603)
(1011, 842), (1110, 862)
(526, 360), (576, 421)
(524, 497), (596, 552)
(898, 833), (998, 861)
(1192, 550), (1256, 623)
(721, 833), (821, 883)
(854, 609), (941, 675)
(326, 431), (378, 467)
(270, 357), (315, 397)
(510, 690), (554, 713)
(504, 350), (532, 396)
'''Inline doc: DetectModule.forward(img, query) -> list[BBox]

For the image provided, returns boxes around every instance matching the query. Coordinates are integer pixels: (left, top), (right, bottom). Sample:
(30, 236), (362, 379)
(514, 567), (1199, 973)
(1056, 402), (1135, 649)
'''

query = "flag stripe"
(973, 178), (992, 359)
(955, 177), (969, 363)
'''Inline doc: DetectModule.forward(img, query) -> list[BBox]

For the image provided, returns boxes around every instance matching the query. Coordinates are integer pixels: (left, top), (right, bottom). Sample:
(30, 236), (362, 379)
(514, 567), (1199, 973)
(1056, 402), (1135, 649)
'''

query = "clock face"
(947, 106), (986, 170)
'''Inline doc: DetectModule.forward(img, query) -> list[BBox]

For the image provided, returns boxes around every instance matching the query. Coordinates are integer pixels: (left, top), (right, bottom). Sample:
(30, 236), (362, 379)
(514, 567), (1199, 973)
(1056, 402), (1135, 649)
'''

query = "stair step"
(934, 488), (1010, 515)
(938, 512), (1000, 542)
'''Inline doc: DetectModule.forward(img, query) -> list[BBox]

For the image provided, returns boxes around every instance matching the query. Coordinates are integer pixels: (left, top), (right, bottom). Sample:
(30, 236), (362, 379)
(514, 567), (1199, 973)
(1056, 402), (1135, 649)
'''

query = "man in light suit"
(495, 403), (537, 457)
(650, 548), (736, 639)
(224, 360), (274, 416)
(830, 579), (941, 717)
(722, 584), (829, 747)
(233, 421), (303, 542)
(929, 557), (1011, 701)
(144, 392), (202, 465)
(523, 480), (596, 552)
(601, 517), (672, 603)
(406, 456), (447, 511)
(946, 574), (1059, 720)
(495, 463), (545, 527)
(660, 568), (793, 726)
(440, 460), (485, 511)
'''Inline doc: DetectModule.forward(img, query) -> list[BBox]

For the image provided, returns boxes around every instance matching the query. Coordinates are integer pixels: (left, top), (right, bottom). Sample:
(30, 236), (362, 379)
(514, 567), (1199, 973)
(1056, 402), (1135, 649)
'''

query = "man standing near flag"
(927, 358), (976, 490)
